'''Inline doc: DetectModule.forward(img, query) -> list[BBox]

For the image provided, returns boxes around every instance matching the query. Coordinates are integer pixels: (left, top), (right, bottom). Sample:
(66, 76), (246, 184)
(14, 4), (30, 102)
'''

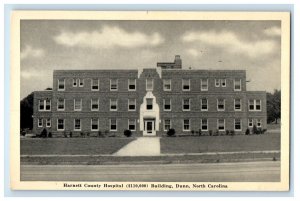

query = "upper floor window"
(163, 79), (171, 91)
(182, 98), (190, 111)
(146, 79), (153, 91)
(58, 79), (65, 91)
(91, 79), (99, 91)
(91, 98), (99, 111)
(128, 79), (136, 91)
(79, 79), (84, 87)
(74, 119), (81, 131)
(234, 79), (242, 91)
(39, 99), (51, 111)
(110, 79), (118, 91)
(182, 79), (190, 91)
(74, 99), (82, 111)
(215, 79), (220, 87)
(249, 99), (261, 111)
(57, 98), (65, 111)
(91, 118), (99, 131)
(201, 119), (208, 131)
(221, 79), (226, 87)
(234, 119), (242, 131)
(183, 119), (190, 131)
(38, 118), (43, 127)
(201, 98), (208, 111)
(234, 99), (242, 111)
(128, 119), (136, 131)
(218, 119), (225, 131)
(57, 119), (65, 131)
(110, 118), (117, 131)
(73, 78), (77, 87)
(128, 99), (136, 111)
(110, 99), (118, 111)
(217, 98), (225, 111)
(146, 98), (153, 110)
(164, 119), (171, 131)
(201, 79), (208, 91)
(248, 119), (253, 127)
(46, 118), (51, 128)
(163, 98), (171, 111)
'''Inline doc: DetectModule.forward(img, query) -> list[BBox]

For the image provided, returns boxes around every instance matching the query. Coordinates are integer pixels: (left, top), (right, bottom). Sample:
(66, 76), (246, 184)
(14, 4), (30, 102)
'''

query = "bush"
(252, 125), (258, 134)
(230, 130), (235, 136)
(198, 129), (202, 136)
(209, 130), (212, 136)
(226, 130), (230, 136)
(124, 129), (132, 137)
(262, 129), (267, 134)
(69, 132), (73, 138)
(98, 131), (103, 137)
(191, 130), (195, 136)
(41, 128), (47, 138)
(245, 128), (250, 135)
(86, 132), (90, 137)
(80, 132), (84, 138)
(48, 132), (52, 138)
(167, 128), (176, 137)
(214, 130), (219, 136)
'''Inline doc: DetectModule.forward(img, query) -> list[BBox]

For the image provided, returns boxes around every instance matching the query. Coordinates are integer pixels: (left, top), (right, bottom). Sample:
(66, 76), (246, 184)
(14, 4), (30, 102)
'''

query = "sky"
(20, 20), (281, 99)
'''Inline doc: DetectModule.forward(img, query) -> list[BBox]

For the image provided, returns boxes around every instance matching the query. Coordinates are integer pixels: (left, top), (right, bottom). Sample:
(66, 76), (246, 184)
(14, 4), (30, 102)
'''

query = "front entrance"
(144, 119), (156, 136)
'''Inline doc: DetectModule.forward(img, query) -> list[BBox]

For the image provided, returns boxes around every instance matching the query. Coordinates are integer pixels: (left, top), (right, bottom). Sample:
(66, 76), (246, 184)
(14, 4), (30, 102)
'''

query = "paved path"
(113, 137), (160, 156)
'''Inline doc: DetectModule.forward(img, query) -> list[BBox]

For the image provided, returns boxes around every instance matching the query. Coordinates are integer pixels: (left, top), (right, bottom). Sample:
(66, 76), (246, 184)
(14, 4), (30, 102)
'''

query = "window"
(91, 118), (99, 131)
(234, 79), (242, 91)
(249, 99), (261, 111)
(234, 119), (242, 131)
(164, 119), (171, 131)
(38, 118), (43, 127)
(128, 79), (136, 91)
(248, 119), (253, 127)
(74, 99), (82, 111)
(91, 79), (99, 91)
(201, 98), (208, 111)
(218, 119), (225, 131)
(163, 79), (171, 91)
(164, 98), (171, 111)
(58, 79), (65, 91)
(46, 118), (51, 127)
(128, 99), (136, 111)
(74, 119), (81, 131)
(221, 79), (226, 87)
(183, 119), (190, 131)
(79, 79), (84, 87)
(110, 79), (118, 91)
(39, 100), (44, 111)
(128, 119), (136, 131)
(73, 78), (77, 87)
(182, 79), (190, 91)
(110, 99), (118, 111)
(201, 79), (208, 91)
(45, 100), (51, 111)
(110, 119), (117, 131)
(183, 98), (190, 111)
(91, 98), (99, 111)
(39, 99), (51, 111)
(57, 119), (64, 131)
(57, 98), (65, 111)
(146, 79), (153, 91)
(234, 99), (242, 111)
(257, 119), (262, 127)
(215, 79), (220, 87)
(146, 98), (153, 110)
(201, 119), (208, 131)
(217, 98), (225, 111)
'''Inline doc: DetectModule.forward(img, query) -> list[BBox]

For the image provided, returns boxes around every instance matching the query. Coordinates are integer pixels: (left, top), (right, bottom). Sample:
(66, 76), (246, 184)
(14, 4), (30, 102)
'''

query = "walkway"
(113, 137), (160, 156)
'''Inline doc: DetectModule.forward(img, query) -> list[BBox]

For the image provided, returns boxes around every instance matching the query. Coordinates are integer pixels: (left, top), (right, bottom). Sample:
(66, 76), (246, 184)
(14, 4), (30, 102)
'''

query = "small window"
(57, 98), (65, 111)
(58, 79), (65, 91)
(73, 78), (77, 87)
(146, 79), (153, 91)
(215, 79), (220, 87)
(257, 119), (262, 127)
(46, 118), (51, 127)
(74, 119), (81, 131)
(234, 99), (241, 111)
(128, 119), (136, 131)
(91, 79), (99, 91)
(164, 119), (171, 131)
(110, 79), (118, 91)
(128, 79), (136, 91)
(163, 79), (171, 91)
(39, 100), (45, 111)
(201, 98), (208, 111)
(183, 98), (190, 111)
(201, 79), (208, 91)
(249, 99), (255, 111)
(38, 118), (43, 127)
(234, 79), (242, 91)
(57, 119), (64, 131)
(183, 119), (190, 131)
(221, 79), (226, 87)
(234, 119), (242, 131)
(39, 100), (51, 111)
(91, 118), (99, 131)
(128, 99), (136, 111)
(218, 119), (225, 131)
(74, 99), (82, 111)
(45, 100), (51, 111)
(79, 79), (84, 87)
(110, 119), (117, 131)
(255, 99), (261, 111)
(110, 99), (118, 111)
(217, 98), (225, 111)
(146, 98), (153, 110)
(249, 99), (261, 111)
(248, 119), (253, 127)
(201, 119), (208, 131)
(164, 98), (171, 111)
(91, 98), (99, 111)
(182, 79), (190, 91)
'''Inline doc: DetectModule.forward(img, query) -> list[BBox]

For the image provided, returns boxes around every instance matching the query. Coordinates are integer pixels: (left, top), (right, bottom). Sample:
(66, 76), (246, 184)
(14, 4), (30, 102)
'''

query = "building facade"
(32, 56), (267, 137)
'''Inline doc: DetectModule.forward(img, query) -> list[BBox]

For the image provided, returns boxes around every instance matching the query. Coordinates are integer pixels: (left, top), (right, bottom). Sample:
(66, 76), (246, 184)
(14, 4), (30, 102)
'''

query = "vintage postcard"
(10, 11), (290, 191)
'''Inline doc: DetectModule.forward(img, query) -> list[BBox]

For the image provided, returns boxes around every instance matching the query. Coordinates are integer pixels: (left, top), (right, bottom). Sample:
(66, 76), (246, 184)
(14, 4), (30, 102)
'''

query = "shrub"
(124, 129), (132, 137)
(86, 132), (90, 137)
(191, 130), (195, 136)
(48, 132), (52, 138)
(198, 129), (202, 136)
(226, 130), (230, 136)
(167, 128), (176, 137)
(230, 130), (235, 136)
(41, 128), (47, 138)
(209, 130), (212, 136)
(98, 131), (103, 137)
(262, 129), (267, 134)
(252, 125), (258, 134)
(69, 131), (73, 138)
(80, 132), (84, 138)
(214, 130), (219, 136)
(245, 128), (250, 135)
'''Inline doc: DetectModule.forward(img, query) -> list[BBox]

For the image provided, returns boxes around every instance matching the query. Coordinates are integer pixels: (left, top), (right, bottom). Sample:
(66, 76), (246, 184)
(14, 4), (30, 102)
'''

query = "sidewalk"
(113, 137), (161, 156)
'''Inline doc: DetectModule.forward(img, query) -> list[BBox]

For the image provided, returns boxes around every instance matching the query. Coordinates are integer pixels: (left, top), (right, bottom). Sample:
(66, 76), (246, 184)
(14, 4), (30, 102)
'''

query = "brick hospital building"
(32, 55), (267, 137)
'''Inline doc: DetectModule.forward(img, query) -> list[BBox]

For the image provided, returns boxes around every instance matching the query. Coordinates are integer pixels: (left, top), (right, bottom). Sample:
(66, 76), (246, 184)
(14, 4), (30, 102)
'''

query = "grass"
(160, 133), (280, 154)
(21, 138), (134, 155)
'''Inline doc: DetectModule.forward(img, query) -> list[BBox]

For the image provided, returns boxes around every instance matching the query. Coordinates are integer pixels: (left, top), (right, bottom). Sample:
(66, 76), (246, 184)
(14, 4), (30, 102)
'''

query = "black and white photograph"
(11, 11), (290, 191)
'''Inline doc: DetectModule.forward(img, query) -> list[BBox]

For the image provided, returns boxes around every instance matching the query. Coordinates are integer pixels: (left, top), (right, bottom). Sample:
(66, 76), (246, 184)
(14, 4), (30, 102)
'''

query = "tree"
(20, 92), (34, 130)
(267, 89), (281, 124)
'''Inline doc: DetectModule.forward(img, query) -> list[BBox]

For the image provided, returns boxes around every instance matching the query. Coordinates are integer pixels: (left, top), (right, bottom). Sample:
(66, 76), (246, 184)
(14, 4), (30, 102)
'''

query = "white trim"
(91, 118), (99, 131)
(146, 79), (154, 91)
(128, 79), (136, 91)
(256, 119), (262, 128)
(183, 119), (190, 132)
(234, 119), (242, 131)
(110, 118), (117, 131)
(78, 78), (84, 87)
(91, 98), (99, 111)
(217, 98), (225, 111)
(46, 118), (51, 128)
(201, 118), (208, 131)
(163, 119), (171, 131)
(110, 79), (118, 91)
(234, 98), (242, 111)
(73, 78), (77, 87)
(38, 100), (44, 111)
(74, 99), (82, 111)
(57, 98), (65, 111)
(234, 79), (242, 91)
(38, 118), (43, 127)
(201, 98), (208, 111)
(91, 78), (99, 91)
(182, 98), (190, 111)
(57, 119), (65, 131)
(57, 79), (65, 91)
(74, 119), (81, 131)
(248, 118), (253, 127)
(163, 98), (171, 111)
(217, 119), (226, 131)
(182, 79), (190, 91)
(128, 99), (136, 111)
(201, 79), (208, 91)
(221, 78), (226, 87)
(163, 79), (172, 91)
(110, 99), (118, 111)
(248, 99), (262, 111)
(215, 79), (220, 87)
(128, 119), (136, 131)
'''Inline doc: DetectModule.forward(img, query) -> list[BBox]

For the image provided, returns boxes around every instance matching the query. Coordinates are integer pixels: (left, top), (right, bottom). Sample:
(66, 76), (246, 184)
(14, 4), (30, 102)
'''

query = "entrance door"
(144, 119), (155, 136)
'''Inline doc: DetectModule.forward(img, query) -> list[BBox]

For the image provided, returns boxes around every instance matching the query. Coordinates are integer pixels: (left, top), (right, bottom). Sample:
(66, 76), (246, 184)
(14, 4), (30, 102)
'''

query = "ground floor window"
(74, 119), (81, 131)
(128, 119), (136, 131)
(183, 119), (190, 131)
(257, 119), (262, 127)
(110, 119), (117, 131)
(38, 118), (43, 127)
(218, 119), (225, 131)
(57, 119), (64, 131)
(248, 119), (253, 127)
(46, 118), (51, 127)
(201, 119), (208, 131)
(91, 118), (99, 131)
(164, 119), (171, 131)
(234, 119), (242, 131)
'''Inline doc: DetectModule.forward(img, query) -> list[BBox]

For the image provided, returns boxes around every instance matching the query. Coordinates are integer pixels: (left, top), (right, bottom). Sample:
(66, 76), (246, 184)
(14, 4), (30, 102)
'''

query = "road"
(21, 161), (280, 182)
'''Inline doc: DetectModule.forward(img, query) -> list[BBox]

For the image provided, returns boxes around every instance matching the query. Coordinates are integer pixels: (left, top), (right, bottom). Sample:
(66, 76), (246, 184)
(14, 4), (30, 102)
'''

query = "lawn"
(160, 133), (280, 154)
(21, 138), (135, 155)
